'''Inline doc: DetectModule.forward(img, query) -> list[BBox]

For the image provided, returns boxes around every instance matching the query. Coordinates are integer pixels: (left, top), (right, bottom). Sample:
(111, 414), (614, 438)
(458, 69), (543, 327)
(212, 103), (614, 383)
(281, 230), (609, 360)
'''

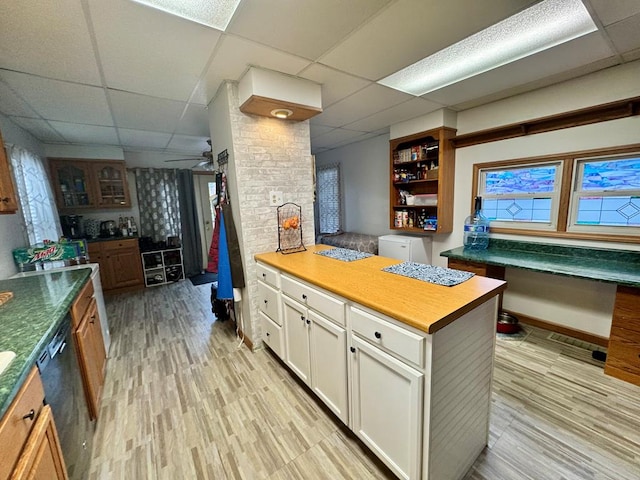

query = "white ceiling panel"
(312, 84), (413, 128)
(330, 129), (389, 150)
(311, 127), (370, 149)
(49, 121), (119, 145)
(109, 90), (186, 133)
(0, 0), (101, 85)
(0, 82), (40, 118)
(0, 70), (113, 125)
(589, 0), (640, 26)
(299, 64), (371, 108)
(175, 104), (210, 136)
(88, 0), (221, 102)
(227, 0), (391, 60)
(309, 124), (335, 139)
(423, 32), (615, 107)
(10, 118), (66, 143)
(319, 0), (538, 81)
(166, 135), (210, 154)
(194, 35), (312, 105)
(118, 128), (172, 149)
(605, 13), (640, 54)
(344, 98), (443, 132)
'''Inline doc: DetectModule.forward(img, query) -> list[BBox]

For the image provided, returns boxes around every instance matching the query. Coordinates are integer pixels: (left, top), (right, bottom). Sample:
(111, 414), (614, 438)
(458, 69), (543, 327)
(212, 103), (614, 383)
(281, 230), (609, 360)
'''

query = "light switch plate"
(269, 191), (283, 206)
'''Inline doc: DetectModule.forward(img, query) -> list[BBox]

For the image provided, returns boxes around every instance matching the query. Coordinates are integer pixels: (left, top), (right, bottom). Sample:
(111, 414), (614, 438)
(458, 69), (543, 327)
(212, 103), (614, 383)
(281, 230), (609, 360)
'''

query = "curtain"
(177, 169), (203, 277)
(135, 168), (181, 242)
(316, 164), (341, 234)
(9, 145), (61, 244)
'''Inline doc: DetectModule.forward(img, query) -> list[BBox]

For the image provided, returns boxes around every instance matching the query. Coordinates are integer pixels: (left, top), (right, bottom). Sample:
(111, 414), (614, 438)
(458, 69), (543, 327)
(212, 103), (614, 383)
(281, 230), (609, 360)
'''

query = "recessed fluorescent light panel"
(130, 0), (241, 31)
(379, 0), (597, 96)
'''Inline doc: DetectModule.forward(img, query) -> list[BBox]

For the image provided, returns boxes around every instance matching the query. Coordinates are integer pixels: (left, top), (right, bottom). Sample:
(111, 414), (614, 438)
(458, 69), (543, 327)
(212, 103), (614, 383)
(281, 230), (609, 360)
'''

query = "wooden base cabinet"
(604, 286), (640, 387)
(11, 405), (67, 480)
(88, 239), (144, 293)
(0, 368), (67, 480)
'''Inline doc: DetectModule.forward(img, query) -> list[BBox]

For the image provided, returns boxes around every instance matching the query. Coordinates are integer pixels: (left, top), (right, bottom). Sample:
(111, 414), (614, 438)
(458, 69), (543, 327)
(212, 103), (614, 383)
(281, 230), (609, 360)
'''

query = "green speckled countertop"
(0, 268), (91, 418)
(441, 239), (640, 287)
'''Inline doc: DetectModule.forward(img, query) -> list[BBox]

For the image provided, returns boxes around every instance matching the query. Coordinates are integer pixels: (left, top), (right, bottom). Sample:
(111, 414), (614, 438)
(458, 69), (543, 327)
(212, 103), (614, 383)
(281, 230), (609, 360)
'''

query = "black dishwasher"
(36, 313), (95, 480)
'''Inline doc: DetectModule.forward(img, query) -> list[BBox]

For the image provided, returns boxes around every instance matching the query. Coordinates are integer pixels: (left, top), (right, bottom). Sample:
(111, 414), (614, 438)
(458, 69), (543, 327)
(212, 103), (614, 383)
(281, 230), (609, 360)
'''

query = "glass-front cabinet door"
(92, 162), (130, 207)
(50, 160), (96, 209)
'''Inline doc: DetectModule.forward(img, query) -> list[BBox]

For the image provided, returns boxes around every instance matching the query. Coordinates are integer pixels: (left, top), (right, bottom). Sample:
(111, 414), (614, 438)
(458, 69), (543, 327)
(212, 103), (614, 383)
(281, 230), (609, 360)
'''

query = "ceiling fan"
(165, 139), (214, 169)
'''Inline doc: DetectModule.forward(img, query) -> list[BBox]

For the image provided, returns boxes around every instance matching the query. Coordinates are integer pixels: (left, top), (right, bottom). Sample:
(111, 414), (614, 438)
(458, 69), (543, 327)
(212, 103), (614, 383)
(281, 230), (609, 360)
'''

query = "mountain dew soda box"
(13, 239), (88, 267)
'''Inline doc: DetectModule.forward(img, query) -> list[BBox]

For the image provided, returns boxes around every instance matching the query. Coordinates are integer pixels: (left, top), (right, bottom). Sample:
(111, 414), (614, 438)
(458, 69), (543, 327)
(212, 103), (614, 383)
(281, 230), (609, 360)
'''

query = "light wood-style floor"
(88, 280), (640, 480)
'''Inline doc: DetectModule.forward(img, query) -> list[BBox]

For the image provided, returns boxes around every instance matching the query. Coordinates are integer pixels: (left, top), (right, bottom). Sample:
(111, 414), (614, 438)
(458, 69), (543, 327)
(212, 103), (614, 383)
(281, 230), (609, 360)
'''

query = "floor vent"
(547, 332), (607, 354)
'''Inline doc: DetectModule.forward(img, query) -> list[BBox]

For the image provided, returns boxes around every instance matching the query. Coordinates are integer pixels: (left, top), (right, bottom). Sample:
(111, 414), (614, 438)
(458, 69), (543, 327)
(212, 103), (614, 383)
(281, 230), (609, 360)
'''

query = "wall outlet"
(269, 191), (283, 206)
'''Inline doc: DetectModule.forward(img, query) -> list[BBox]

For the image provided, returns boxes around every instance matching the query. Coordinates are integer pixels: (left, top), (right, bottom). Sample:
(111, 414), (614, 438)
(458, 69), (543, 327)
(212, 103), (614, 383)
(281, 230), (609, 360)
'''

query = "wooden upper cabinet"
(91, 162), (130, 207)
(0, 129), (19, 214)
(389, 127), (456, 234)
(49, 158), (130, 211)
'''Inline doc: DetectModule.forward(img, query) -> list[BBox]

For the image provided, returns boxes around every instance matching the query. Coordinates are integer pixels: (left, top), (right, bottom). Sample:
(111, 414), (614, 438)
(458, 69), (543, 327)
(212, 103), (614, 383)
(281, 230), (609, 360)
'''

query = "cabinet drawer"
(350, 306), (425, 368)
(101, 238), (138, 252)
(257, 281), (280, 326)
(70, 279), (94, 328)
(260, 311), (284, 359)
(282, 275), (345, 326)
(256, 263), (279, 288)
(0, 367), (45, 480)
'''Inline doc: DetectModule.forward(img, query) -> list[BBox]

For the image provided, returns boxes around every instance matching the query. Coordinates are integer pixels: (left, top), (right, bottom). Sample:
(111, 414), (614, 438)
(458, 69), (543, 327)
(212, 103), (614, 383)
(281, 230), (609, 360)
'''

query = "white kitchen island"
(255, 245), (506, 480)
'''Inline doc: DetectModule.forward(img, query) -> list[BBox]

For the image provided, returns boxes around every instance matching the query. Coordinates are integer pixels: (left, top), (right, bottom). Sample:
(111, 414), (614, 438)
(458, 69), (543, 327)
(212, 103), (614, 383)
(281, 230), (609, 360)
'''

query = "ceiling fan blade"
(164, 157), (202, 163)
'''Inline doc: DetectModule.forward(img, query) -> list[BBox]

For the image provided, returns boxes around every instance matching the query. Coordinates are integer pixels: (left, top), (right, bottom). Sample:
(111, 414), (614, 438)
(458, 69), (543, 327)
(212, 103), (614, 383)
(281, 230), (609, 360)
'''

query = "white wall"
(324, 60), (640, 339)
(315, 133), (394, 236)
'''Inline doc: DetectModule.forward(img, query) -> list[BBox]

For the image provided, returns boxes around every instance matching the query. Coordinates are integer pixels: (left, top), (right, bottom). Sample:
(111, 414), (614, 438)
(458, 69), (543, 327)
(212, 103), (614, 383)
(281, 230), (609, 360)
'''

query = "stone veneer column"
(221, 82), (315, 346)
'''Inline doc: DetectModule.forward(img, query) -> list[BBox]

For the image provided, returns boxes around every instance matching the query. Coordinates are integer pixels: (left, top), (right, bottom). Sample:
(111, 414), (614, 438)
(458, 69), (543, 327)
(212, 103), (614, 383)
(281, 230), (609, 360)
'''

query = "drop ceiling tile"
(175, 104), (210, 136)
(0, 82), (40, 118)
(320, 0), (538, 80)
(0, 0), (101, 85)
(605, 13), (640, 54)
(0, 70), (113, 125)
(312, 83), (413, 128)
(88, 0), (221, 101)
(166, 135), (210, 154)
(48, 121), (119, 145)
(589, 0), (640, 26)
(118, 128), (171, 149)
(622, 47), (640, 62)
(309, 124), (335, 139)
(344, 98), (443, 132)
(299, 64), (371, 108)
(227, 0), (391, 60)
(423, 33), (615, 107)
(194, 35), (313, 105)
(312, 127), (369, 148)
(109, 90), (186, 133)
(10, 117), (66, 143)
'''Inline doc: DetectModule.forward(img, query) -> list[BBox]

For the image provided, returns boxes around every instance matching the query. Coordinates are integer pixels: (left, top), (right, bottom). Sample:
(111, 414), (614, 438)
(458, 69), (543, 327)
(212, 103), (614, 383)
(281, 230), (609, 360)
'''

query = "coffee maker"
(60, 215), (84, 239)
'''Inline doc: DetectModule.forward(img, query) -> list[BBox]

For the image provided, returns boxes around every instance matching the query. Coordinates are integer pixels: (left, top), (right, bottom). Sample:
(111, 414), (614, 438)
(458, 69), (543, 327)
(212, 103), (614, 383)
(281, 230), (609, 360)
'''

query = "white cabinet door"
(309, 310), (348, 425)
(282, 296), (311, 384)
(350, 335), (424, 480)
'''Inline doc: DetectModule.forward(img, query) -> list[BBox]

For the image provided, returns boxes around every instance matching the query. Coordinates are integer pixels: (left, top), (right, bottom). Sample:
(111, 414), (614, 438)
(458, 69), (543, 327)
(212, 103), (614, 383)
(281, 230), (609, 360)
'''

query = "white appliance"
(11, 263), (111, 354)
(378, 235), (432, 264)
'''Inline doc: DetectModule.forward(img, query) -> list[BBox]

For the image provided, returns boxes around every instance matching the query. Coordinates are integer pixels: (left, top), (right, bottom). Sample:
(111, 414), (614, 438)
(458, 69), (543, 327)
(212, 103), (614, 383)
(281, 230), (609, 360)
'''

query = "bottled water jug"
(463, 196), (489, 250)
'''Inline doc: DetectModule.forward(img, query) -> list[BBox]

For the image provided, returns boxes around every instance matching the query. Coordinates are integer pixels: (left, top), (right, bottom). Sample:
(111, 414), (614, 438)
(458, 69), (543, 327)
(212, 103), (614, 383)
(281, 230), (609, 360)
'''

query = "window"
(316, 164), (341, 234)
(472, 144), (640, 243)
(479, 162), (562, 230)
(9, 145), (61, 244)
(569, 155), (640, 234)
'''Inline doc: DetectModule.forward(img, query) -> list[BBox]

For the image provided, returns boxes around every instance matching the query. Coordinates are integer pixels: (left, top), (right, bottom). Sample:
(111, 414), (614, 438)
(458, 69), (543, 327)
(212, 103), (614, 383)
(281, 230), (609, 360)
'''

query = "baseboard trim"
(237, 328), (254, 350)
(503, 309), (609, 347)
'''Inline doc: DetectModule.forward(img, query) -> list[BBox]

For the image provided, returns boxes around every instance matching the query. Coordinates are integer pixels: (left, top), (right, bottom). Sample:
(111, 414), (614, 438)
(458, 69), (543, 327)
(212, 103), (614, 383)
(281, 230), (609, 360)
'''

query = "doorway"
(195, 173), (217, 271)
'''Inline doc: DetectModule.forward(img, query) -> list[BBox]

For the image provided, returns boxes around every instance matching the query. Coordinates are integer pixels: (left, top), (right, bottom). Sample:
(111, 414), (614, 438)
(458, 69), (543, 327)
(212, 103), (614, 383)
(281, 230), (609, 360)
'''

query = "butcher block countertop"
(255, 245), (506, 335)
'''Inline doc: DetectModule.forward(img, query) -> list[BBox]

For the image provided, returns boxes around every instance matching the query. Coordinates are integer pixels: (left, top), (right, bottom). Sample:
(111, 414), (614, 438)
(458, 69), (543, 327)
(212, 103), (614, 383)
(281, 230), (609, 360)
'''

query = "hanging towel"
(207, 207), (221, 273)
(216, 212), (234, 300)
